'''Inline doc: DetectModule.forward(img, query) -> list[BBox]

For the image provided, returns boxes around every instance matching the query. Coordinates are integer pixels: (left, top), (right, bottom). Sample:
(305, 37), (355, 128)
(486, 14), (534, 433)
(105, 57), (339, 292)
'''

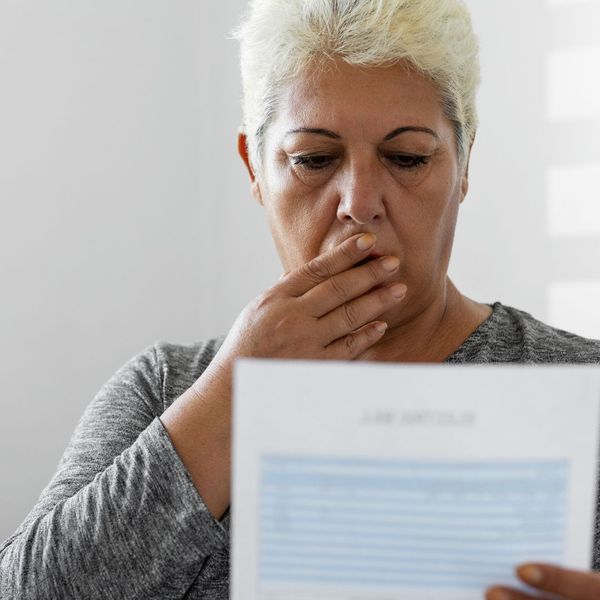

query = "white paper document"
(231, 360), (600, 600)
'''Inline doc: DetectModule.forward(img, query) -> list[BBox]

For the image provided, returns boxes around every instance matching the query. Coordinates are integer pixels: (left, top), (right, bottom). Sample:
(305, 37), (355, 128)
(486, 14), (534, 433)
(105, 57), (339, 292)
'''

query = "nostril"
(338, 208), (382, 225)
(340, 213), (379, 225)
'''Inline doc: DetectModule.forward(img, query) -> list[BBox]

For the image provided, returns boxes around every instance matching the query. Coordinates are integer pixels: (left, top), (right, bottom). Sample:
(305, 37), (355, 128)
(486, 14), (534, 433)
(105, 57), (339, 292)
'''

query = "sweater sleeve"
(0, 343), (228, 600)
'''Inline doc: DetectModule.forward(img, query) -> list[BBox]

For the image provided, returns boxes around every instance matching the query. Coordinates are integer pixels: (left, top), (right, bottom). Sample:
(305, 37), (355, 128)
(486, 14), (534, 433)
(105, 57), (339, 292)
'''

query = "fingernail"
(518, 565), (544, 585)
(357, 233), (376, 250)
(374, 322), (388, 334)
(487, 589), (512, 600)
(381, 257), (400, 272)
(390, 283), (407, 298)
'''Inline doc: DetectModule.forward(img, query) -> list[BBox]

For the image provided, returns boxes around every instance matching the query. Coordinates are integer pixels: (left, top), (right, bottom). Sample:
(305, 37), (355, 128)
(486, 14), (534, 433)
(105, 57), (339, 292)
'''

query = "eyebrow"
(383, 126), (439, 141)
(284, 126), (439, 141)
(285, 127), (341, 139)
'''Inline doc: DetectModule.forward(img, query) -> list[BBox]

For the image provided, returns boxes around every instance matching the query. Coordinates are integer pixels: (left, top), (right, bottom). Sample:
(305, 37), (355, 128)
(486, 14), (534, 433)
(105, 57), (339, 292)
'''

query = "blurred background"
(1, 0), (599, 540)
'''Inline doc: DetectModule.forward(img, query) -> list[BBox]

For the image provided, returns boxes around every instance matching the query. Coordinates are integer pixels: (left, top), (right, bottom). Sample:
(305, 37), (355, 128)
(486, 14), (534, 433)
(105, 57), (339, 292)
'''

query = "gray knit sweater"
(2, 302), (600, 599)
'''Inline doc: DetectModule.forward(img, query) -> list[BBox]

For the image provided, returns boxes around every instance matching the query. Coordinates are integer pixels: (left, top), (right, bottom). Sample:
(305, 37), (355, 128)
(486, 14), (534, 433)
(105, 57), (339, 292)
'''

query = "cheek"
(422, 175), (462, 262)
(394, 171), (460, 265)
(262, 168), (335, 268)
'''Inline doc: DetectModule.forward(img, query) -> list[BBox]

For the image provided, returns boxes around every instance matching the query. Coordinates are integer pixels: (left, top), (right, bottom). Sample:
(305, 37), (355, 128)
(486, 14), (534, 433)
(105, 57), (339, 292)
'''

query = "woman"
(2, 0), (600, 598)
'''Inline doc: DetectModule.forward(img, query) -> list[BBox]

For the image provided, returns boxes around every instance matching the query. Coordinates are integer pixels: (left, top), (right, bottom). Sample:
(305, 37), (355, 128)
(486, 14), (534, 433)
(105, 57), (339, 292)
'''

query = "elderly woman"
(2, 0), (600, 599)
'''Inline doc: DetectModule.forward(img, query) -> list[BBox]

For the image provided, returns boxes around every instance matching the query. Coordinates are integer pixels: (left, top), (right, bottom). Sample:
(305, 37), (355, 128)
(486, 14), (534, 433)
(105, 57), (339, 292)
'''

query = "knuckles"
(328, 276), (349, 301)
(300, 257), (332, 283)
(250, 288), (280, 314)
(343, 332), (357, 356)
(341, 302), (360, 330)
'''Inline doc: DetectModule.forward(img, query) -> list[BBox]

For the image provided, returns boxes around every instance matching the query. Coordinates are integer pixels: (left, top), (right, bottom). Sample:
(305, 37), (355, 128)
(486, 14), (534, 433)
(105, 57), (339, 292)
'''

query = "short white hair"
(233, 0), (480, 169)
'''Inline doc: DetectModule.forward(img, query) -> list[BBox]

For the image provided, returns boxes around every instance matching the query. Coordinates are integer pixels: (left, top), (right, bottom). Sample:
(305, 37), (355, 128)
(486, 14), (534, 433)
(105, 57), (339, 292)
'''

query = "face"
(241, 59), (470, 326)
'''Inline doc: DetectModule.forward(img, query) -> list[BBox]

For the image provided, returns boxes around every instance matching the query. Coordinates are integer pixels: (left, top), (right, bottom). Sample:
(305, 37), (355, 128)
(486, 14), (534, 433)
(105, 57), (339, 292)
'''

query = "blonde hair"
(233, 0), (480, 168)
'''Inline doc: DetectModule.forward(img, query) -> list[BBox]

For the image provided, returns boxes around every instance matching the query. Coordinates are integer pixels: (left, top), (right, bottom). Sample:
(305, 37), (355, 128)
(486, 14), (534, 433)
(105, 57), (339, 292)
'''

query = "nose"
(336, 159), (386, 225)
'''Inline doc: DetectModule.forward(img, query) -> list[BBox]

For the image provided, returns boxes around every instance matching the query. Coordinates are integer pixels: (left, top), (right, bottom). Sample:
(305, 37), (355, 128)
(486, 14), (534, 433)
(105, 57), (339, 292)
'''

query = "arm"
(0, 344), (227, 600)
(160, 233), (406, 521)
(1, 232), (404, 598)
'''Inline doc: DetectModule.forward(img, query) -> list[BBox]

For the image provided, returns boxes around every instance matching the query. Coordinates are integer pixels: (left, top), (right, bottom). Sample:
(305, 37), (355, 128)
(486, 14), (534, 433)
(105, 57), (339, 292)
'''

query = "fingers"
(322, 282), (407, 344)
(323, 321), (389, 360)
(485, 587), (538, 600)
(270, 233), (405, 360)
(515, 563), (600, 600)
(281, 233), (377, 297)
(305, 254), (401, 318)
(485, 563), (600, 600)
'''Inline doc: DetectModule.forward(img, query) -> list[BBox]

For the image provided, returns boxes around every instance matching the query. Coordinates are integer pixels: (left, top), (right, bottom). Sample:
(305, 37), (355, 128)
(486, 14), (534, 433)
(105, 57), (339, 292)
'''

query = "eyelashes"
(290, 154), (336, 170)
(290, 153), (429, 172)
(386, 154), (429, 170)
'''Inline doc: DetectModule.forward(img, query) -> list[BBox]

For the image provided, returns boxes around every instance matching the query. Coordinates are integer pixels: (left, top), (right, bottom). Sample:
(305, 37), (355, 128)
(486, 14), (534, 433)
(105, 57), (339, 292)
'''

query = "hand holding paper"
(488, 562), (600, 599)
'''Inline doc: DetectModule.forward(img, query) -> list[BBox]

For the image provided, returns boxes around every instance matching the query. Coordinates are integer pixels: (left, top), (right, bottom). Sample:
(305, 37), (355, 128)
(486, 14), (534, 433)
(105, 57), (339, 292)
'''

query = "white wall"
(1, 0), (599, 541)
(0, 0), (250, 541)
(454, 0), (600, 335)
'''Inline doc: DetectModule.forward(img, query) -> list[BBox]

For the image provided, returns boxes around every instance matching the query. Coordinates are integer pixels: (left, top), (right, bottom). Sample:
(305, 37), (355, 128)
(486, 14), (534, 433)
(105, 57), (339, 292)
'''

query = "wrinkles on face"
(280, 130), (444, 191)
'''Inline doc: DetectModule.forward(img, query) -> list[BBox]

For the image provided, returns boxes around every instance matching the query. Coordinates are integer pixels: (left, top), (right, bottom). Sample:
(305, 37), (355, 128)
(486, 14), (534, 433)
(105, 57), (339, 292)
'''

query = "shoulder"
(499, 303), (600, 362)
(481, 302), (600, 363)
(494, 303), (600, 363)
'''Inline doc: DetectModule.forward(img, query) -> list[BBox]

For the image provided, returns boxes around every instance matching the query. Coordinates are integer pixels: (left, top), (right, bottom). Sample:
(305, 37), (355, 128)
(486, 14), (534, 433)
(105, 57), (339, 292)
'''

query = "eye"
(385, 154), (429, 170)
(290, 154), (336, 170)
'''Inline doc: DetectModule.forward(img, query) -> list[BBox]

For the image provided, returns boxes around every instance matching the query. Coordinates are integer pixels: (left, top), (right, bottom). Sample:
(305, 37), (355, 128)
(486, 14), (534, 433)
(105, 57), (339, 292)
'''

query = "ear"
(460, 165), (469, 203)
(237, 131), (264, 206)
(459, 132), (476, 204)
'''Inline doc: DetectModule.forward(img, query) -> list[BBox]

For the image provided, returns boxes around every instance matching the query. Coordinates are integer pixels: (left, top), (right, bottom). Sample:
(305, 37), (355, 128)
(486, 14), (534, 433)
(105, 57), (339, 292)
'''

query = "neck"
(358, 279), (492, 363)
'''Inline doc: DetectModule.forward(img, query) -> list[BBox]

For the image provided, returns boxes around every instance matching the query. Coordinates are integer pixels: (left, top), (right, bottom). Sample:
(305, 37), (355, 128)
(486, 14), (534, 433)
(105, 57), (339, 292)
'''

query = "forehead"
(271, 59), (450, 141)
